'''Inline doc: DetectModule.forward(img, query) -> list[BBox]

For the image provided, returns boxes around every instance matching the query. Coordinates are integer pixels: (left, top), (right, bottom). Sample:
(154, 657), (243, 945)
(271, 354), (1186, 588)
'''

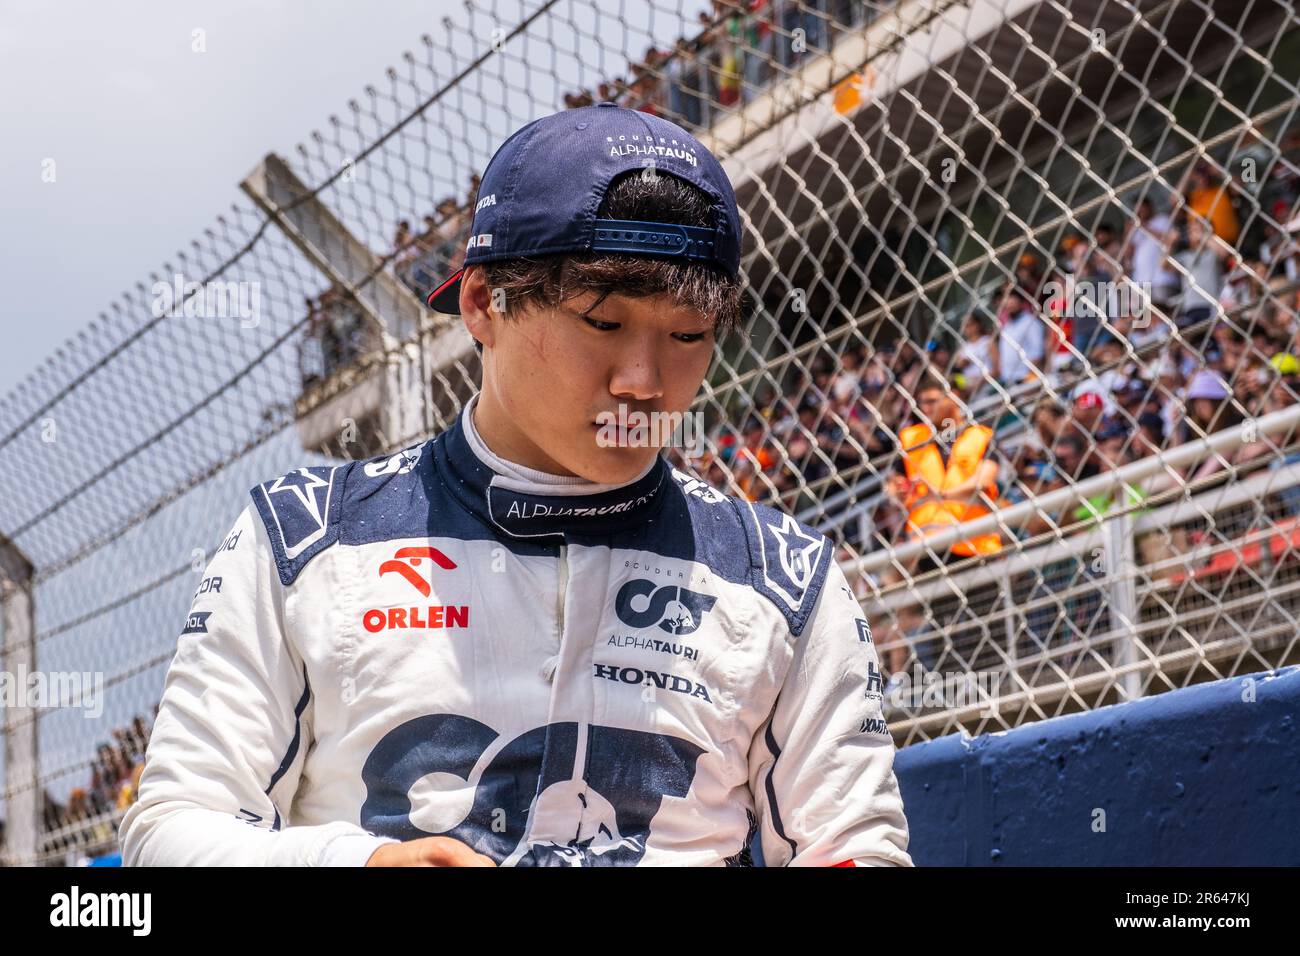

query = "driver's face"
(467, 273), (716, 484)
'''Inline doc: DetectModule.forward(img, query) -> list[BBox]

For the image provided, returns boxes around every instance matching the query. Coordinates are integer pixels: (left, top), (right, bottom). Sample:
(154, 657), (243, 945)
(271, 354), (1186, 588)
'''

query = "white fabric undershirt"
(462, 392), (657, 492)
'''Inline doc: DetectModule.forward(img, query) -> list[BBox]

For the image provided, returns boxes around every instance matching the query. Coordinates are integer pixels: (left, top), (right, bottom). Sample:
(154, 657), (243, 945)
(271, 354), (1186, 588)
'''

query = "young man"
(121, 103), (911, 867)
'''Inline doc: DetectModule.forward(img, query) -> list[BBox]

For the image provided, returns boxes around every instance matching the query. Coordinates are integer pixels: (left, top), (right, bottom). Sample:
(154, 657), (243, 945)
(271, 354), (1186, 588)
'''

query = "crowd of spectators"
(299, 288), (373, 388)
(387, 174), (481, 306)
(564, 1), (874, 127)
(670, 121), (1300, 674)
(300, 177), (481, 386)
(37, 711), (154, 863)
(690, 137), (1297, 683)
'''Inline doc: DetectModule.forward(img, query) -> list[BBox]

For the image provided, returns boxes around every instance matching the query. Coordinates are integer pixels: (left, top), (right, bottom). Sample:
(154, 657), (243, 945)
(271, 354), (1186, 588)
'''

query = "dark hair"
(965, 308), (995, 335)
(472, 170), (747, 352)
(915, 372), (950, 397)
(1054, 433), (1086, 455)
(1137, 411), (1166, 442)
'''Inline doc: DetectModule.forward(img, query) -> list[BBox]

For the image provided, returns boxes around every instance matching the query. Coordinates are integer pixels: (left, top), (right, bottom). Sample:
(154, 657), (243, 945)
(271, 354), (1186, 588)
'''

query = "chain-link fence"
(3, 0), (1300, 864)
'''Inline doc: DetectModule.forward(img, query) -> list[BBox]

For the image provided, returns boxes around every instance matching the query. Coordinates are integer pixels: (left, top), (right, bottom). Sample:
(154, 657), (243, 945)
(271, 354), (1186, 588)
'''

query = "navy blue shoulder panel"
(730, 496), (834, 638)
(252, 442), (449, 587)
(250, 457), (355, 587)
(250, 439), (559, 585)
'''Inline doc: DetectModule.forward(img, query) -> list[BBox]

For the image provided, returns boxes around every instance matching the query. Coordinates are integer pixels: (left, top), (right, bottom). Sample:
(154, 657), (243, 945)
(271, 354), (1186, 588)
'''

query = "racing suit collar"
(433, 396), (672, 540)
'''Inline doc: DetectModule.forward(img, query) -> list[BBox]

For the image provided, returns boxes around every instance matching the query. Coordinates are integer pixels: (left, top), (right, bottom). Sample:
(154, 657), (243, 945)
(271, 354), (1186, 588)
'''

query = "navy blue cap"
(426, 102), (742, 314)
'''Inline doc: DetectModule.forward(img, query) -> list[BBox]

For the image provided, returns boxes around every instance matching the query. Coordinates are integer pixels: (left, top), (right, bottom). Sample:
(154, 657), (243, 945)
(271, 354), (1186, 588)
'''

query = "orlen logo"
(614, 579), (716, 636)
(363, 547), (469, 633)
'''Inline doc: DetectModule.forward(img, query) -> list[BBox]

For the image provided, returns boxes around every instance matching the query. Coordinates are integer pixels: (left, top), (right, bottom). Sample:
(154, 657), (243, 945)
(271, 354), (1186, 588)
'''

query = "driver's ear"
(459, 266), (496, 350)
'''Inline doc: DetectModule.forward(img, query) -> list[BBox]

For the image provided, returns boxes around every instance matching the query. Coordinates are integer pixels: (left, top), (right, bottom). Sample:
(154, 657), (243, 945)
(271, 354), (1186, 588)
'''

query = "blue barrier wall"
(894, 666), (1300, 865)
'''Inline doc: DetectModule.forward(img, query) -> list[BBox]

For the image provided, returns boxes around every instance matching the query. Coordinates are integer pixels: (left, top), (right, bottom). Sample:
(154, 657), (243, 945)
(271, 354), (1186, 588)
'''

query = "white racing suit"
(121, 398), (911, 866)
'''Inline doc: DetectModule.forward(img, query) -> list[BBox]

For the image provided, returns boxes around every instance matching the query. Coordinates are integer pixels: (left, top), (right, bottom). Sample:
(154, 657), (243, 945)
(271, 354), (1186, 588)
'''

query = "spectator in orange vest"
(1183, 160), (1240, 245)
(731, 414), (779, 501)
(886, 375), (1003, 561)
(876, 375), (1003, 678)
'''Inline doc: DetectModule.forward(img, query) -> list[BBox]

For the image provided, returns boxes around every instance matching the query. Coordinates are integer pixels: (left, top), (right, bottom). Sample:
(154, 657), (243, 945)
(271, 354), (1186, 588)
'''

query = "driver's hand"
(365, 836), (497, 867)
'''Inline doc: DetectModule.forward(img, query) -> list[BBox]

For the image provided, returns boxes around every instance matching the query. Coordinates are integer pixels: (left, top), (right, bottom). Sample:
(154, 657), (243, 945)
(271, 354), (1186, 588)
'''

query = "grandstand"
(2, 0), (1299, 864)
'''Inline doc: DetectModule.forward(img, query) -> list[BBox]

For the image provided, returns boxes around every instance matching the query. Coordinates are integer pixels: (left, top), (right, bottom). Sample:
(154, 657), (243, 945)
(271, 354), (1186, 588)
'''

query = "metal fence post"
(1104, 504), (1142, 701)
(1, 534), (38, 866)
(1002, 560), (1018, 669)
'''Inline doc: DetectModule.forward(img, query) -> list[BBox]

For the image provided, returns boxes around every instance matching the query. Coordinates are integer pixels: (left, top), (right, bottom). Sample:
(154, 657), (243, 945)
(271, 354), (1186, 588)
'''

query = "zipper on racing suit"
(512, 542), (571, 864)
(556, 543), (568, 653)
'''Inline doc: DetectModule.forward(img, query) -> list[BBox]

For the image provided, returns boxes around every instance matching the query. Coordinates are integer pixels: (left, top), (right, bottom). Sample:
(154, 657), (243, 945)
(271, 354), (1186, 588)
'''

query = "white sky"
(0, 0), (480, 398)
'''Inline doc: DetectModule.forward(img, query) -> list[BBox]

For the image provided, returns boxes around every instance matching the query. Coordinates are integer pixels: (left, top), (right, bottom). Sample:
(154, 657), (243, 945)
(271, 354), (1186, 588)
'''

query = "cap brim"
(426, 268), (464, 313)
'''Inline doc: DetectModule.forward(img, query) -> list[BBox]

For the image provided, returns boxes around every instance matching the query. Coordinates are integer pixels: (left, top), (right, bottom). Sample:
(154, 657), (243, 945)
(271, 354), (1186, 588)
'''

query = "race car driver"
(120, 102), (912, 867)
